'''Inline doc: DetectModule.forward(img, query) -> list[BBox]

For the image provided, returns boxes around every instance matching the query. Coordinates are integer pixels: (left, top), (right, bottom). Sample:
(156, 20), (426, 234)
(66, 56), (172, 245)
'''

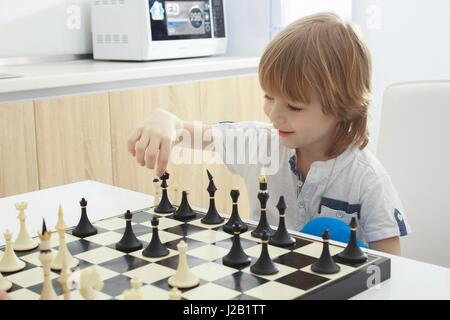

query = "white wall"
(0, 0), (92, 58)
(224, 0), (271, 56)
(225, 0), (353, 60)
(352, 0), (450, 152)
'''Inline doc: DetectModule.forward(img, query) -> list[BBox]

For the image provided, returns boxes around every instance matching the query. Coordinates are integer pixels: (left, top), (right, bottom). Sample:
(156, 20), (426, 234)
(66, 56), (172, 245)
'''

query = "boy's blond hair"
(259, 13), (372, 157)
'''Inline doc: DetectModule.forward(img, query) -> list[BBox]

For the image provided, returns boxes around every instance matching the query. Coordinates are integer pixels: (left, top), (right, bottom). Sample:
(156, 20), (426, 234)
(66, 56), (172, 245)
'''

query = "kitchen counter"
(0, 55), (259, 103)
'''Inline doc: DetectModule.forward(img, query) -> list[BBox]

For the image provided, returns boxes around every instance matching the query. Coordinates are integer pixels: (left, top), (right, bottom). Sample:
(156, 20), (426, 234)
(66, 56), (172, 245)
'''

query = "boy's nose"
(269, 103), (286, 124)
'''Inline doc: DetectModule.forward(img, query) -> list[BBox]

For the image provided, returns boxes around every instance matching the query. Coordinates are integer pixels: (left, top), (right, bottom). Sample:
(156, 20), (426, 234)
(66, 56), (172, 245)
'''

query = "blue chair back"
(300, 217), (368, 248)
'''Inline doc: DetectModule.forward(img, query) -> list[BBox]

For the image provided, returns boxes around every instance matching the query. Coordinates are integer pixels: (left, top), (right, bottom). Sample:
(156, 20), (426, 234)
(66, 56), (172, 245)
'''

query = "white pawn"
(51, 205), (79, 270)
(38, 220), (58, 300)
(168, 240), (199, 289)
(0, 230), (26, 273)
(0, 271), (12, 292)
(123, 278), (143, 300)
(169, 287), (182, 300)
(13, 202), (39, 251)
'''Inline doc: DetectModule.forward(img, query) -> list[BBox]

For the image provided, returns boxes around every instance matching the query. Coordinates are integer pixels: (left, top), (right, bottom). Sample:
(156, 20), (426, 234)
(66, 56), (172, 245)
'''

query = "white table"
(1, 180), (449, 300)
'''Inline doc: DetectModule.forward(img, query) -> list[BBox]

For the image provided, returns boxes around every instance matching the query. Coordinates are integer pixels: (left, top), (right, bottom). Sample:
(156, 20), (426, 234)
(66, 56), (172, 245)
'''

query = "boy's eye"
(287, 104), (303, 111)
(264, 94), (274, 101)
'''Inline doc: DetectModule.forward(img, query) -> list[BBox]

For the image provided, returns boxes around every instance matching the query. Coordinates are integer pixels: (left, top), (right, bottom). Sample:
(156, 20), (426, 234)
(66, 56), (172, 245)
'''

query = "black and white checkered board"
(1, 207), (390, 300)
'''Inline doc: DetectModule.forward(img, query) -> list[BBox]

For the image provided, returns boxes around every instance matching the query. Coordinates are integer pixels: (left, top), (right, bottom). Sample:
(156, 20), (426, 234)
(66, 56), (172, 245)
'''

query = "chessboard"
(1, 205), (391, 300)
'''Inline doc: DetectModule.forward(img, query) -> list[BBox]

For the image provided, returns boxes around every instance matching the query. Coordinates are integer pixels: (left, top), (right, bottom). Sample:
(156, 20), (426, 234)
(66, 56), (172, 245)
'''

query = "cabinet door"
(109, 82), (204, 207)
(0, 101), (39, 196)
(34, 94), (113, 188)
(199, 75), (266, 218)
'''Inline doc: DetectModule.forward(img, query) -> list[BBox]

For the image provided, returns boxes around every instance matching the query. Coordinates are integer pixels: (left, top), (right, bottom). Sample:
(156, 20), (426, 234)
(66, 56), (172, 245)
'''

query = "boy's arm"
(176, 120), (213, 150)
(359, 173), (411, 256)
(369, 236), (401, 255)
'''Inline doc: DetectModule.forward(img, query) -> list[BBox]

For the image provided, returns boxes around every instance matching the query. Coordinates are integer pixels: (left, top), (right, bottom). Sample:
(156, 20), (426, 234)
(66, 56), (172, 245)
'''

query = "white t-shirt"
(211, 121), (411, 243)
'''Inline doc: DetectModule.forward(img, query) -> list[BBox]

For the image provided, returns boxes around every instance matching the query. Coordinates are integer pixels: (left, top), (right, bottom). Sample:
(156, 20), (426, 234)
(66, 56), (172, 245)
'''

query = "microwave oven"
(91, 0), (227, 61)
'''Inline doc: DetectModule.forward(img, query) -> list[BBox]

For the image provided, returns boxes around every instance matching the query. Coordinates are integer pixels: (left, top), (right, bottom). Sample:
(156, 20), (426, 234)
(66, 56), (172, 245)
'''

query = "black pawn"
(201, 169), (224, 225)
(116, 210), (143, 253)
(336, 217), (368, 264)
(311, 230), (341, 274)
(72, 198), (98, 237)
(173, 191), (197, 221)
(251, 192), (274, 238)
(250, 230), (278, 275)
(223, 189), (248, 234)
(142, 217), (169, 257)
(154, 172), (176, 214)
(269, 196), (296, 247)
(222, 223), (251, 268)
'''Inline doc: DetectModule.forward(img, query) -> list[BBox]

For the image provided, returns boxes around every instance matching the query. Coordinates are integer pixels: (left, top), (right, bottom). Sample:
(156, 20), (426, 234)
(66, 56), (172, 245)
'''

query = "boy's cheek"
(263, 103), (272, 118)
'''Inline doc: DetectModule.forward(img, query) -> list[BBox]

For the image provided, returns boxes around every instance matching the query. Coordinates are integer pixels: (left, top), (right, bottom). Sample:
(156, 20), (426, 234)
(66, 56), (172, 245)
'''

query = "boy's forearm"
(176, 120), (213, 151)
(368, 236), (401, 255)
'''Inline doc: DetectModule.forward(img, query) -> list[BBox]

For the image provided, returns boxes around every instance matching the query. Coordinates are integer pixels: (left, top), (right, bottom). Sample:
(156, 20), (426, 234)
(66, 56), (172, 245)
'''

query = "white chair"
(377, 81), (450, 268)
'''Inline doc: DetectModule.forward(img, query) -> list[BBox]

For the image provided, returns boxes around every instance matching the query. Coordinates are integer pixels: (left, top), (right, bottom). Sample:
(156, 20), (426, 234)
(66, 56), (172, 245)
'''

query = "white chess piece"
(0, 271), (12, 292)
(168, 240), (199, 289)
(13, 202), (39, 251)
(0, 230), (26, 272)
(51, 205), (79, 270)
(153, 178), (161, 206)
(173, 184), (180, 206)
(38, 221), (58, 300)
(58, 234), (73, 300)
(79, 266), (104, 300)
(123, 278), (143, 300)
(169, 287), (182, 300)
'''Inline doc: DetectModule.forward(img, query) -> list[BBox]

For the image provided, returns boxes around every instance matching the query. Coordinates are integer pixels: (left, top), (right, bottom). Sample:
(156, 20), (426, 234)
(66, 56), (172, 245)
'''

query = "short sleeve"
(359, 174), (412, 243)
(211, 121), (279, 177)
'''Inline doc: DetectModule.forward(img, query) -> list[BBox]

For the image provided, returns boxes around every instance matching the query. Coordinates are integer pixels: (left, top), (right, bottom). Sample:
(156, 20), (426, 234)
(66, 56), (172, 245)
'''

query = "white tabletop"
(0, 180), (449, 300)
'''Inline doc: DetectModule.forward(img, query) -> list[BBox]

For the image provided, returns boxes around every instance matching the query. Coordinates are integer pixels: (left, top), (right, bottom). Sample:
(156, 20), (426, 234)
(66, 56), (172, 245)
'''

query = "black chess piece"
(222, 223), (252, 268)
(250, 230), (278, 275)
(336, 217), (368, 264)
(201, 169), (224, 225)
(311, 230), (341, 274)
(142, 217), (169, 257)
(116, 210), (143, 253)
(251, 176), (274, 238)
(269, 196), (296, 247)
(173, 190), (198, 221)
(223, 189), (248, 234)
(154, 172), (176, 214)
(72, 198), (98, 237)
(41, 218), (48, 237)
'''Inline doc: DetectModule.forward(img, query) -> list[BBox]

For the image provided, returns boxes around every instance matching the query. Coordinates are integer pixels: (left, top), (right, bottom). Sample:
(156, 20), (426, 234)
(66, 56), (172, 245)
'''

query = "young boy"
(127, 13), (410, 255)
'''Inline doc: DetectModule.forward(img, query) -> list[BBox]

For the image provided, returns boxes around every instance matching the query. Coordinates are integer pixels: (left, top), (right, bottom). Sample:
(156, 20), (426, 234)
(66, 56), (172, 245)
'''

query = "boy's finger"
(145, 137), (161, 170)
(156, 139), (171, 177)
(128, 128), (143, 156)
(135, 132), (151, 165)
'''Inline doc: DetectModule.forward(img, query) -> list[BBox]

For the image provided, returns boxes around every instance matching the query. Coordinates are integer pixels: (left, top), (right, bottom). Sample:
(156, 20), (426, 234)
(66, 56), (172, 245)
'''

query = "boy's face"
(263, 93), (339, 152)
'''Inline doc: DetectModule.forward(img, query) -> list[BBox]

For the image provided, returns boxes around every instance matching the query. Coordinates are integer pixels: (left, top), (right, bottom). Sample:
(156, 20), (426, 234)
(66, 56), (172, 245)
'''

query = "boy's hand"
(128, 108), (183, 177)
(0, 291), (11, 300)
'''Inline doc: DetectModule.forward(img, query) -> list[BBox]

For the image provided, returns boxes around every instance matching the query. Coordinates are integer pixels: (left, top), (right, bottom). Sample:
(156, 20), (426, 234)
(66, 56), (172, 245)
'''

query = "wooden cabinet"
(0, 101), (39, 197)
(0, 74), (266, 218)
(34, 93), (113, 189)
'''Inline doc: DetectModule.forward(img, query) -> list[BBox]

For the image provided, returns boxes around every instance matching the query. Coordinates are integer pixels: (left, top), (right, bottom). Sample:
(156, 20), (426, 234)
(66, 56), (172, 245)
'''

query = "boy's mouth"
(278, 129), (294, 137)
